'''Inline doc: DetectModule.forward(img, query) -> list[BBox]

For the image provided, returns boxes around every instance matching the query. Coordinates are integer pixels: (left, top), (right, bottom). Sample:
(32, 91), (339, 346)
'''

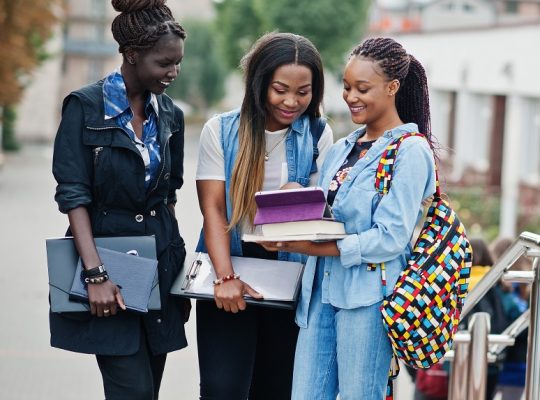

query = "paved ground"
(0, 124), (414, 399)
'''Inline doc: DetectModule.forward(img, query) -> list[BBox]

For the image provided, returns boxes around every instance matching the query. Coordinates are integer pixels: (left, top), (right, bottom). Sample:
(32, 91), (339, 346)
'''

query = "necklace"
(264, 131), (288, 161)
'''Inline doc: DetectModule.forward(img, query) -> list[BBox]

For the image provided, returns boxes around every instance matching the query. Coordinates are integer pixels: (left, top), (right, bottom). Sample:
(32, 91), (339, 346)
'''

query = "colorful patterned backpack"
(374, 133), (472, 373)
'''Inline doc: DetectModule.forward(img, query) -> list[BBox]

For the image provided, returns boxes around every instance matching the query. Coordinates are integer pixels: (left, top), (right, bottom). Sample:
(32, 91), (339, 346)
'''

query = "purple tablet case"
(253, 187), (333, 225)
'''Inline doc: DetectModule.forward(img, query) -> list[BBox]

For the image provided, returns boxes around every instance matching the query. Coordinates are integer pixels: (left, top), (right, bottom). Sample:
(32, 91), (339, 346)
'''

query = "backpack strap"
(374, 132), (441, 199)
(309, 117), (327, 174)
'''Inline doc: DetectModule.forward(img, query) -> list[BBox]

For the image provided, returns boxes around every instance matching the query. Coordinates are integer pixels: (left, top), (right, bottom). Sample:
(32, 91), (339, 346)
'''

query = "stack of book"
(242, 186), (347, 242)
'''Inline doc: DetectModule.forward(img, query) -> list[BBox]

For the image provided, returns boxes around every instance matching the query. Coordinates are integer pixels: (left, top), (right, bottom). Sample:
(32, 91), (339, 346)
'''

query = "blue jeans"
(292, 261), (393, 400)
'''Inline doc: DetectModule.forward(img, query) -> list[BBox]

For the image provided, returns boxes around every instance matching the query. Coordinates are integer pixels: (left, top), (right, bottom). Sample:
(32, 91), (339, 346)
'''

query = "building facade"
(369, 0), (540, 236)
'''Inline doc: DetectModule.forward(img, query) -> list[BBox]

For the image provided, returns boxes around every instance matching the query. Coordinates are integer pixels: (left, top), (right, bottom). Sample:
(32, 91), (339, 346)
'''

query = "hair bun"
(111, 0), (166, 13)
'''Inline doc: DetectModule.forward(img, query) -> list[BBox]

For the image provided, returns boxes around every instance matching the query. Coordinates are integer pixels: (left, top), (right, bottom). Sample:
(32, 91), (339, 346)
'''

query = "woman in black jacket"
(51, 1), (189, 399)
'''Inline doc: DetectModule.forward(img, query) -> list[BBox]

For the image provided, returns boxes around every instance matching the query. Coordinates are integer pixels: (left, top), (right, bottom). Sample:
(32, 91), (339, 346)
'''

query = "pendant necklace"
(264, 131), (288, 162)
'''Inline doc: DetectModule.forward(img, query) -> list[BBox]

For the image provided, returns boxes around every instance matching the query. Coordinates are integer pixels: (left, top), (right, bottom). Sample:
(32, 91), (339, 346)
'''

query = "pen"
(183, 253), (203, 291)
(181, 254), (197, 290)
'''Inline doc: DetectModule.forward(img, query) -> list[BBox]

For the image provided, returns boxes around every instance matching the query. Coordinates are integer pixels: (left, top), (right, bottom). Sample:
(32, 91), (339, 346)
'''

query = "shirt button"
(150, 210), (156, 216)
(365, 156), (370, 161)
(156, 318), (162, 324)
(324, 271), (330, 277)
(135, 214), (144, 222)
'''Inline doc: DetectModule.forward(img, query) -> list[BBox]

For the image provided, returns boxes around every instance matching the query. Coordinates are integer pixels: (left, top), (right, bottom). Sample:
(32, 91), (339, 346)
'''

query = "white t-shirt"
(196, 114), (334, 190)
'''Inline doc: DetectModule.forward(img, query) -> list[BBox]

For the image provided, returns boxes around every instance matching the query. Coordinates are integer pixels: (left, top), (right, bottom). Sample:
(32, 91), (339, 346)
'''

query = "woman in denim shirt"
(195, 32), (333, 399)
(263, 37), (438, 399)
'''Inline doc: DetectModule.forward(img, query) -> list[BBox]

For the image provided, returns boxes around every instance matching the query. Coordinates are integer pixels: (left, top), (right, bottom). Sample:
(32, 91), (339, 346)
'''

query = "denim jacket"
(296, 123), (437, 328)
(196, 108), (319, 262)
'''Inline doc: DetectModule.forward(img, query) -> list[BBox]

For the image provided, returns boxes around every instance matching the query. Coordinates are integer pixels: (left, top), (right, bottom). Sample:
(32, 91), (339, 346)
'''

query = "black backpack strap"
(309, 117), (327, 174)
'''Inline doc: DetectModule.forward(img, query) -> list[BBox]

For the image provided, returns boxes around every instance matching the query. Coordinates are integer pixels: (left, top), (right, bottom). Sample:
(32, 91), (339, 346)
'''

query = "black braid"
(111, 0), (186, 54)
(350, 37), (436, 152)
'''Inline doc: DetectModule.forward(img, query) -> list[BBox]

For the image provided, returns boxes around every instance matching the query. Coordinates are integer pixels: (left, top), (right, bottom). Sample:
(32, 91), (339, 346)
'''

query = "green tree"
(213, 0), (265, 70)
(0, 0), (60, 150)
(167, 20), (227, 114)
(214, 0), (369, 73)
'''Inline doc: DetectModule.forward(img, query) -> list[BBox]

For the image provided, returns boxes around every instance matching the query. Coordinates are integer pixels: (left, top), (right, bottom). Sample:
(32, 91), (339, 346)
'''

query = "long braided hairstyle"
(111, 0), (186, 54)
(350, 37), (436, 152)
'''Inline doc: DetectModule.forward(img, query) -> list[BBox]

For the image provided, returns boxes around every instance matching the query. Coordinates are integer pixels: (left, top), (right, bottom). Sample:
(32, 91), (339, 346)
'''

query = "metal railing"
(447, 231), (540, 400)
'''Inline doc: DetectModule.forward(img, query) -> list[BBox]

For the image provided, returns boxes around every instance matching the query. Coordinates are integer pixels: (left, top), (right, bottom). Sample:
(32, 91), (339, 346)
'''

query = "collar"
(345, 122), (419, 144)
(289, 114), (310, 135)
(102, 68), (159, 121)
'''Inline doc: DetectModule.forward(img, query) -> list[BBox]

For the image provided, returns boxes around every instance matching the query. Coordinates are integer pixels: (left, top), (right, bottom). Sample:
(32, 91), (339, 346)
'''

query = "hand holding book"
(258, 239), (340, 257)
(242, 186), (347, 242)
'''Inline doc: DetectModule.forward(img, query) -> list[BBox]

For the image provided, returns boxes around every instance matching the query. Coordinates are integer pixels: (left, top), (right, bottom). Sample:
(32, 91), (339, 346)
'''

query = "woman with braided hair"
(51, 1), (189, 398)
(261, 37), (438, 398)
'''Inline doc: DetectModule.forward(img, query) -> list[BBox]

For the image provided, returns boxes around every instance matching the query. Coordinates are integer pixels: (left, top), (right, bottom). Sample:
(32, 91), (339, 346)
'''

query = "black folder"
(46, 236), (160, 313)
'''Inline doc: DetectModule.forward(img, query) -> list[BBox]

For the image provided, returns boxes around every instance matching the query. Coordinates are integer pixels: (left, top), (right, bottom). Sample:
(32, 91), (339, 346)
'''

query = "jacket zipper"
(93, 147), (103, 165)
(149, 133), (172, 194)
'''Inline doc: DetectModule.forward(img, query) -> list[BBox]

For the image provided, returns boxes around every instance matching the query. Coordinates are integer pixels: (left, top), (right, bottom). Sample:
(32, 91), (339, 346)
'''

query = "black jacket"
(51, 80), (188, 355)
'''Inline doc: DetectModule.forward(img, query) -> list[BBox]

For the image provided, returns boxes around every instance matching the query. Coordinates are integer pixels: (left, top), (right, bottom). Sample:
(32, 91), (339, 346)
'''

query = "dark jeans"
(96, 326), (167, 400)
(197, 242), (299, 400)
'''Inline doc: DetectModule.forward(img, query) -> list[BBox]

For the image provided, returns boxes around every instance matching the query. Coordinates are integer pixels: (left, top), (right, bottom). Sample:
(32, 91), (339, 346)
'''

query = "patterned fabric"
(103, 69), (161, 189)
(326, 139), (374, 206)
(376, 133), (472, 370)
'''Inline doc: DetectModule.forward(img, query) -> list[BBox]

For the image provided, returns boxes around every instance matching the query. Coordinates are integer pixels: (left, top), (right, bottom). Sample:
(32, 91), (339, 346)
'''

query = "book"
(260, 219), (346, 237)
(242, 232), (347, 242)
(253, 186), (333, 225)
(70, 246), (159, 313)
(170, 252), (304, 309)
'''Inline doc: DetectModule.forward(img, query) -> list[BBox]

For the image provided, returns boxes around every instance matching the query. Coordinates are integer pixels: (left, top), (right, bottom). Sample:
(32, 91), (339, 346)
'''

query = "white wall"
(394, 24), (540, 97)
(393, 23), (540, 236)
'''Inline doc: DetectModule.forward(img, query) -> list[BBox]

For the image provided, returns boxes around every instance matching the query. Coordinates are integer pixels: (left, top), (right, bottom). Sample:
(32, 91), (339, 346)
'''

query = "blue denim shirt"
(296, 123), (437, 328)
(196, 108), (320, 262)
(102, 69), (161, 189)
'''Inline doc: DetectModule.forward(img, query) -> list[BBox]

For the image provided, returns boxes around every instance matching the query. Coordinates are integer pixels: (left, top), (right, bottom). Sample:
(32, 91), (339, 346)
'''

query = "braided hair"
(111, 0), (186, 54)
(350, 37), (436, 151)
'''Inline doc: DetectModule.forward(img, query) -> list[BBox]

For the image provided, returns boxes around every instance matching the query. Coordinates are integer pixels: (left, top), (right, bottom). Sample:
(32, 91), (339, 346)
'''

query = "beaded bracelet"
(212, 273), (240, 286)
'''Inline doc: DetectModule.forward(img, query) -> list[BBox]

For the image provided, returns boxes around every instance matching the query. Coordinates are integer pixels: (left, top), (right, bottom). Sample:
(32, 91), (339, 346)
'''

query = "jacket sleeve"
(337, 137), (437, 266)
(52, 95), (93, 214)
(167, 106), (185, 204)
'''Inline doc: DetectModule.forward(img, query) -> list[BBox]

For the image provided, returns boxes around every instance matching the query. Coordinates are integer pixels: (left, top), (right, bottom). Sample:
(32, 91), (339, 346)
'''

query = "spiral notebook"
(170, 252), (304, 309)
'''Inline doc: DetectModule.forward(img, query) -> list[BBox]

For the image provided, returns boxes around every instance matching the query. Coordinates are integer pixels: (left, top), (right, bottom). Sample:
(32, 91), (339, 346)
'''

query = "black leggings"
(197, 242), (299, 400)
(96, 327), (167, 400)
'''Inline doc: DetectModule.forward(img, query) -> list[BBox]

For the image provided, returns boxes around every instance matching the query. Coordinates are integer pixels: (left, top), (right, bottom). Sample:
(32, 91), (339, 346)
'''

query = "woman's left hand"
(259, 240), (314, 254)
(260, 240), (342, 257)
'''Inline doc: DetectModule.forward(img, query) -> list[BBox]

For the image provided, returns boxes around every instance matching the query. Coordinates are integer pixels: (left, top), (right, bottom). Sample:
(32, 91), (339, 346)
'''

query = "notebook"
(170, 252), (304, 309)
(70, 246), (158, 313)
(46, 236), (160, 313)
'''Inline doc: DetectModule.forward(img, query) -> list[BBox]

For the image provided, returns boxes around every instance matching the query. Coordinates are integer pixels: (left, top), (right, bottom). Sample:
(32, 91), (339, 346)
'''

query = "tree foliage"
(0, 0), (60, 107)
(166, 19), (227, 113)
(214, 0), (370, 73)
